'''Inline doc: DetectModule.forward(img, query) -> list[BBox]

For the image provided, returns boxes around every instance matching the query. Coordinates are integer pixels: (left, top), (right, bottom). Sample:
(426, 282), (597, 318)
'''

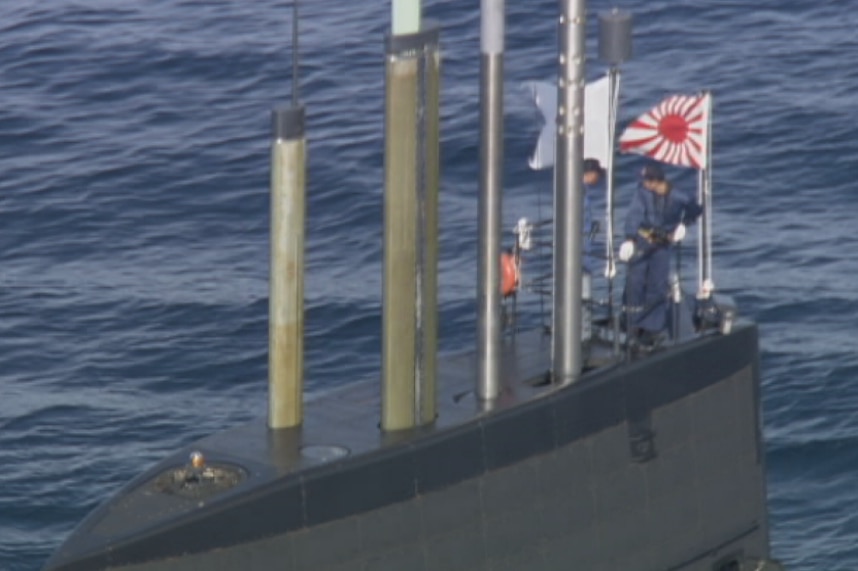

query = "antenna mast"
(268, 0), (307, 429)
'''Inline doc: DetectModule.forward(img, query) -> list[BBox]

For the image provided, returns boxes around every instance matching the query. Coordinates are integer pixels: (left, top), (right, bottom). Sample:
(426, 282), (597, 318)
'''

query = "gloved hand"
(604, 260), (616, 279)
(672, 223), (686, 243)
(618, 240), (635, 262)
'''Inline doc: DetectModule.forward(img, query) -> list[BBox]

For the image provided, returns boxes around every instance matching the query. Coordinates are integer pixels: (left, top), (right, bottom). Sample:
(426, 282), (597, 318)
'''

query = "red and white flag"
(619, 93), (711, 170)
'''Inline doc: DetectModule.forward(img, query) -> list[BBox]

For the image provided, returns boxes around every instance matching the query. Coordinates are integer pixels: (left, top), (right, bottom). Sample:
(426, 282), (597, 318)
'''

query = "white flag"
(527, 76), (610, 170)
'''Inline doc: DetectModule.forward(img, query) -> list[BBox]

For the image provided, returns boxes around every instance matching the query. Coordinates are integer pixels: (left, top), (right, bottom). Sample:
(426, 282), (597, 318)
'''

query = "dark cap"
(640, 163), (665, 181)
(583, 158), (604, 175)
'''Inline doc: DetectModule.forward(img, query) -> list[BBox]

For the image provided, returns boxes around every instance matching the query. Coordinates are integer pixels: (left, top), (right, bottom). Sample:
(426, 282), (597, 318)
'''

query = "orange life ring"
(501, 252), (519, 297)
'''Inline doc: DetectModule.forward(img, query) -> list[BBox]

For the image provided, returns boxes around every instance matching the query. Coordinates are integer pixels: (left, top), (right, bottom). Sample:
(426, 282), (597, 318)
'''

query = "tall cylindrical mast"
(552, 0), (587, 383)
(476, 0), (505, 401)
(268, 108), (306, 429)
(268, 3), (307, 429)
(382, 0), (441, 430)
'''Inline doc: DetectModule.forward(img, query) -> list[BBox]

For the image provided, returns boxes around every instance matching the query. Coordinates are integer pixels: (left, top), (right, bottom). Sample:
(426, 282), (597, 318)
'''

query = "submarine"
(43, 0), (783, 570)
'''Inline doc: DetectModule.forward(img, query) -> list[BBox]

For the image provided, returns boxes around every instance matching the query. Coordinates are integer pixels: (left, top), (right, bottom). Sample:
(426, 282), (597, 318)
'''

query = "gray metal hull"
(44, 324), (770, 571)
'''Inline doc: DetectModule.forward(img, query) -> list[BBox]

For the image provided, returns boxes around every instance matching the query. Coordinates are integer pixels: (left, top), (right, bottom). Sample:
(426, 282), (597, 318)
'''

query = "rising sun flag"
(619, 93), (711, 170)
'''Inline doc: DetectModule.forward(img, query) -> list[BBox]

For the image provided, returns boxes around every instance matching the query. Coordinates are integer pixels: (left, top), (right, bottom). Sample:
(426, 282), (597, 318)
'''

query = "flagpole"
(697, 157), (704, 295)
(705, 90), (714, 291)
(606, 68), (620, 351)
(605, 67), (618, 297)
(598, 9), (631, 354)
(697, 89), (713, 298)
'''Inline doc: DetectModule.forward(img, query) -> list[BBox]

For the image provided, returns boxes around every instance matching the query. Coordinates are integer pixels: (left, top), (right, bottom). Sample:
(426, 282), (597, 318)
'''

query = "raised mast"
(268, 1), (306, 428)
(382, 0), (441, 430)
(476, 0), (505, 401)
(552, 0), (587, 383)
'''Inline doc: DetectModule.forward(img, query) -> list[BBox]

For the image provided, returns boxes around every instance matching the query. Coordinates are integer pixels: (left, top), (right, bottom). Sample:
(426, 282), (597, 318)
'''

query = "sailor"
(582, 158), (604, 274)
(618, 163), (701, 343)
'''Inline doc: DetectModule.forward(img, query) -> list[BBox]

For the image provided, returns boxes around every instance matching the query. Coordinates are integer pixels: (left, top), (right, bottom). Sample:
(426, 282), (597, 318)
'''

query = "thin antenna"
(292, 0), (300, 106)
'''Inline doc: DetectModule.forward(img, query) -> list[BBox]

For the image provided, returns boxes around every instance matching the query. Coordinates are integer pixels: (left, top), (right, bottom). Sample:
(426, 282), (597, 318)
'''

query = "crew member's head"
(583, 158), (604, 186)
(640, 163), (670, 195)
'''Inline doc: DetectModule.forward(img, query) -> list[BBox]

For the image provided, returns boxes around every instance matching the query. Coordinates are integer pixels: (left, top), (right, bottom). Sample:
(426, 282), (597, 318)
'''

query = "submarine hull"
(44, 324), (770, 571)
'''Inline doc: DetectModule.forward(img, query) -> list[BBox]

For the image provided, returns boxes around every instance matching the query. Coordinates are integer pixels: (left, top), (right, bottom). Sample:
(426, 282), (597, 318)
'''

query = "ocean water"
(1, 1), (856, 570)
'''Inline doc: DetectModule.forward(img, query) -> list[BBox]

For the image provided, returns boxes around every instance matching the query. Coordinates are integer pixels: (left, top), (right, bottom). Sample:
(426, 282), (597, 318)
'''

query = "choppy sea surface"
(1, 1), (856, 570)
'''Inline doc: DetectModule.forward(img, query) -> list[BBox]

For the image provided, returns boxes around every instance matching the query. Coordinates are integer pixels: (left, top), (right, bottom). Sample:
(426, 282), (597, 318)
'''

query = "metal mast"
(552, 0), (586, 383)
(476, 0), (505, 401)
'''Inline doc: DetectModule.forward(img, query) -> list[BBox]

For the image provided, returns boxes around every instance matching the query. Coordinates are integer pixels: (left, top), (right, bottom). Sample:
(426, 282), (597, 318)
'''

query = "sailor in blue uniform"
(618, 163), (702, 342)
(582, 158), (604, 274)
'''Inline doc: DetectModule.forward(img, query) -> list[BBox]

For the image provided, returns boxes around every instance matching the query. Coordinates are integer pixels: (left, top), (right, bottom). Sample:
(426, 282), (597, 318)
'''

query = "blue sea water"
(1, 0), (856, 570)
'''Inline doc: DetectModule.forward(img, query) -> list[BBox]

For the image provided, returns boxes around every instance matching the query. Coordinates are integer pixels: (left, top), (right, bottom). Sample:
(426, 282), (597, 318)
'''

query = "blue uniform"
(623, 184), (701, 334)
(582, 182), (601, 274)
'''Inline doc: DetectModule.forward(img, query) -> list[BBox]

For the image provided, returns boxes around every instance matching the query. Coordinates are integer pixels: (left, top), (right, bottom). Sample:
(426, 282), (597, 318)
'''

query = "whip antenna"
(292, 0), (300, 105)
